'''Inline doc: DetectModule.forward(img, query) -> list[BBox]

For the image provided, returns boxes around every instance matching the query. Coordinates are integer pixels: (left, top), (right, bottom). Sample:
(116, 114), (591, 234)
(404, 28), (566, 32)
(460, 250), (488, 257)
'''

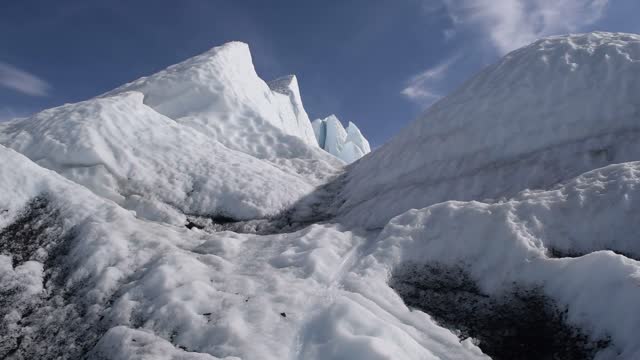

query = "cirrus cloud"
(0, 62), (51, 96)
(401, 55), (459, 104)
(403, 0), (610, 105)
(443, 0), (610, 54)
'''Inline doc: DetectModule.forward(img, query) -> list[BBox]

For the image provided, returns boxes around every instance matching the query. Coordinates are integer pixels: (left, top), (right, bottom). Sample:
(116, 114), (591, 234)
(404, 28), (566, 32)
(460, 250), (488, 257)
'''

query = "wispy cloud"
(0, 62), (51, 96)
(403, 0), (609, 104)
(442, 0), (610, 54)
(401, 55), (459, 104)
(0, 106), (32, 122)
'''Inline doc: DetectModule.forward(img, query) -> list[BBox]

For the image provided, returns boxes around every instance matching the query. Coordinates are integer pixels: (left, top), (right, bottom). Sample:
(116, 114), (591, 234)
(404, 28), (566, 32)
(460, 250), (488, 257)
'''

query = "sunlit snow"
(1, 32), (640, 359)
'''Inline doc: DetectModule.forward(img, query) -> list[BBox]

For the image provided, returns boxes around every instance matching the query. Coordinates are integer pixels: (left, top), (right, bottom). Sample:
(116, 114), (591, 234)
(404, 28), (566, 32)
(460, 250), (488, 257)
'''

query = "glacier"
(312, 115), (371, 163)
(338, 32), (640, 229)
(0, 43), (343, 225)
(1, 32), (640, 360)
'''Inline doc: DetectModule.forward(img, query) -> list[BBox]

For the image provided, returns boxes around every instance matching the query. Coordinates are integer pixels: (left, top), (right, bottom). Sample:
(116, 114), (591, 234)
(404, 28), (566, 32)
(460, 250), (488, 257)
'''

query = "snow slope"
(339, 32), (640, 228)
(312, 115), (371, 163)
(2, 32), (640, 360)
(369, 162), (640, 358)
(0, 43), (342, 224)
(0, 145), (487, 359)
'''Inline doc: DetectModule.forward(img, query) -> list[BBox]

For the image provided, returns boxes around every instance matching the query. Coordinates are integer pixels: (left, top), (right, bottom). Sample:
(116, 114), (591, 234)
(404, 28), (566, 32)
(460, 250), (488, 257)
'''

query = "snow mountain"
(2, 32), (640, 360)
(311, 115), (371, 163)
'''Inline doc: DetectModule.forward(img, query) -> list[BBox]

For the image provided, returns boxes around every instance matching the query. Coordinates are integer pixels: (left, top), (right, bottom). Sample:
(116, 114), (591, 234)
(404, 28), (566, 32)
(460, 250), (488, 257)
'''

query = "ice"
(367, 161), (640, 357)
(311, 115), (371, 163)
(0, 44), (343, 224)
(267, 74), (317, 146)
(0, 146), (484, 359)
(339, 32), (640, 228)
(2, 32), (640, 359)
(106, 42), (320, 158)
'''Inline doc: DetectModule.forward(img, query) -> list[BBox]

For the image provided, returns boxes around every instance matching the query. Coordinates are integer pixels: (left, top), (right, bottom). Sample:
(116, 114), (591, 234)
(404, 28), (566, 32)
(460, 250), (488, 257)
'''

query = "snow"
(106, 42), (320, 157)
(312, 115), (371, 163)
(2, 32), (640, 359)
(367, 162), (640, 358)
(0, 146), (484, 359)
(91, 327), (224, 360)
(0, 44), (342, 223)
(339, 32), (640, 228)
(267, 74), (315, 145)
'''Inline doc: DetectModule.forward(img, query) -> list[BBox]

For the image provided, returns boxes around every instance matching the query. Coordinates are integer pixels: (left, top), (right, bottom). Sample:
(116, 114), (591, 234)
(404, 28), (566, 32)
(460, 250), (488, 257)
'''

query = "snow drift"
(312, 115), (371, 163)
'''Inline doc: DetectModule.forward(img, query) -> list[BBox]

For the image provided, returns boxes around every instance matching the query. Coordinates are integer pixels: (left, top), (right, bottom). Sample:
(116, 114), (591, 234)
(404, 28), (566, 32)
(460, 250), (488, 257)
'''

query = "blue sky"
(1, 0), (639, 146)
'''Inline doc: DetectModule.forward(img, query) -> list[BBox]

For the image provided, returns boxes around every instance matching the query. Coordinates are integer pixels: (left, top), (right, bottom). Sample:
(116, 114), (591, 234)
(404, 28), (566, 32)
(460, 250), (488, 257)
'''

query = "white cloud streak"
(401, 55), (459, 103)
(0, 62), (50, 96)
(402, 0), (609, 103)
(442, 0), (610, 54)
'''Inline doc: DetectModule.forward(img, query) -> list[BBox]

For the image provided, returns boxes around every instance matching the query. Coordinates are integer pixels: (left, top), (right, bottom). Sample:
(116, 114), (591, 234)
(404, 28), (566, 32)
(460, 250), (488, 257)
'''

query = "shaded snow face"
(339, 32), (640, 228)
(311, 115), (371, 164)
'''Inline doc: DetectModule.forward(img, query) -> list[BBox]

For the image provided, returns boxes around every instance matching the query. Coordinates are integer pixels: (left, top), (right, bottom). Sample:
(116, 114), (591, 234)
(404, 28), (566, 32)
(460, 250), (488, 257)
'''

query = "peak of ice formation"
(3, 32), (640, 359)
(106, 42), (319, 154)
(312, 115), (371, 163)
(0, 42), (342, 224)
(339, 31), (640, 228)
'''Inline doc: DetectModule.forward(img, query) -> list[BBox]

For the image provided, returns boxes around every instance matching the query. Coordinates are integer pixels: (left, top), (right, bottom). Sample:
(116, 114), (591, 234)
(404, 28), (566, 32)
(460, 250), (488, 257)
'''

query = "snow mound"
(0, 43), (343, 223)
(339, 32), (640, 228)
(312, 115), (371, 163)
(366, 161), (640, 358)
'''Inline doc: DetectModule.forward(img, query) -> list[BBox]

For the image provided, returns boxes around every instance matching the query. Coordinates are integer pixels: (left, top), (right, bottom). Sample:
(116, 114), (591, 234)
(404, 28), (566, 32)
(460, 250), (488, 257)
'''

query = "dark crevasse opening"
(390, 262), (612, 360)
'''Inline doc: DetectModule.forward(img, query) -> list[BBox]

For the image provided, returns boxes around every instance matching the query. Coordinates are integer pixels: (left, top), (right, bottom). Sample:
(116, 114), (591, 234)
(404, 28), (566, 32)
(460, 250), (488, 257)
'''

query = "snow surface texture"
(368, 162), (640, 358)
(0, 146), (486, 359)
(107, 42), (319, 154)
(0, 43), (343, 224)
(312, 115), (371, 163)
(339, 32), (640, 228)
(2, 33), (640, 359)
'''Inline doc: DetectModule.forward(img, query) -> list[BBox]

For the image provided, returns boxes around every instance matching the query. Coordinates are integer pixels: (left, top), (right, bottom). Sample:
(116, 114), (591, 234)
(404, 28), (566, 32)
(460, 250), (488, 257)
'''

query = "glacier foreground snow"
(1, 32), (640, 359)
